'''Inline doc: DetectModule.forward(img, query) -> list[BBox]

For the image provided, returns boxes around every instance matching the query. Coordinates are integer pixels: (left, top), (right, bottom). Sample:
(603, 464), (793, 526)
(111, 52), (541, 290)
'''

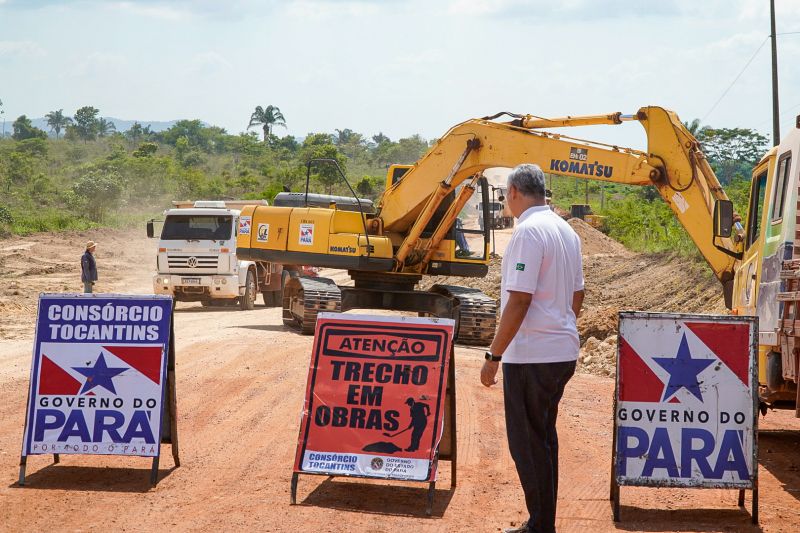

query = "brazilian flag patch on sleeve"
(515, 263), (525, 271)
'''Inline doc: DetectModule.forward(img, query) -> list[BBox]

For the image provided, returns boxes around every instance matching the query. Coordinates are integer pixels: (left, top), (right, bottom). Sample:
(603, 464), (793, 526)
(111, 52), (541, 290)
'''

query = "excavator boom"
(379, 106), (740, 294)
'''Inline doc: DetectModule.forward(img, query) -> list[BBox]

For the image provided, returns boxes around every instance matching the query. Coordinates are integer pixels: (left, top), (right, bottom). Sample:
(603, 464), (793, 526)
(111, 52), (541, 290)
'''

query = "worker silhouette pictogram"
(404, 397), (430, 452)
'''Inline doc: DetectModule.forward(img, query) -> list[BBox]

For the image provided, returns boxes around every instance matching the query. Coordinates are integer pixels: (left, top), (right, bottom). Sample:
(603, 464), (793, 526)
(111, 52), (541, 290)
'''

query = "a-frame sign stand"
(18, 310), (181, 487)
(290, 344), (458, 517)
(151, 313), (181, 485)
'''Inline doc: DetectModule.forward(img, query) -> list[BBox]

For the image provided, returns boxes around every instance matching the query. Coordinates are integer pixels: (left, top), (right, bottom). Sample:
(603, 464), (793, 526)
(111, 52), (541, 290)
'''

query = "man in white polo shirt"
(481, 163), (584, 533)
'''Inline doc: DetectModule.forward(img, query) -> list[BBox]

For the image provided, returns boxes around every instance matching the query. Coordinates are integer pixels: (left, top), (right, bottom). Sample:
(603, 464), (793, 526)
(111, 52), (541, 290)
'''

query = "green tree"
(248, 105), (286, 141)
(96, 118), (117, 138)
(72, 170), (123, 221)
(132, 142), (158, 158)
(15, 138), (48, 157)
(300, 133), (346, 194)
(73, 106), (100, 143)
(161, 120), (207, 149)
(6, 152), (35, 189)
(11, 115), (47, 141)
(45, 109), (73, 139)
(175, 136), (190, 161)
(697, 127), (770, 183)
(371, 132), (390, 146)
(682, 118), (707, 137)
(356, 176), (376, 197)
(125, 122), (144, 144)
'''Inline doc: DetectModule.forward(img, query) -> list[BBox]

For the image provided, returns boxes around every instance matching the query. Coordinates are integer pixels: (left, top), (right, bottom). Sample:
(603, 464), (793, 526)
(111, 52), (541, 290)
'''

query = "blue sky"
(1, 0), (799, 148)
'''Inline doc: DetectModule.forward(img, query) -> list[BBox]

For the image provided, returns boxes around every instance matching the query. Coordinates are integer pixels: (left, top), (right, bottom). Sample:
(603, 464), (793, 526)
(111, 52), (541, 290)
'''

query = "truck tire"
(262, 289), (281, 307)
(240, 269), (256, 311)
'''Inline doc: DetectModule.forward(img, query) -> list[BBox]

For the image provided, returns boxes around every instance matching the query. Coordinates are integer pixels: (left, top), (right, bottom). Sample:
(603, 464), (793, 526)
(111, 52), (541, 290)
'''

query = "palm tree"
(683, 118), (706, 137)
(248, 105), (286, 142)
(45, 109), (73, 139)
(96, 118), (117, 138)
(125, 122), (144, 144)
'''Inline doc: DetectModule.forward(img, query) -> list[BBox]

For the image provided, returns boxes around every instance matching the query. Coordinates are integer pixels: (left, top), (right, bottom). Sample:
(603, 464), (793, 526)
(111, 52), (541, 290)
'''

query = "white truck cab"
(147, 200), (289, 309)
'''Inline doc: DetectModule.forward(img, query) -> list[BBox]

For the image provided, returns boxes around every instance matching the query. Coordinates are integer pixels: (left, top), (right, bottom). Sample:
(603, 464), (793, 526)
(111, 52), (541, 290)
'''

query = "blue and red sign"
(614, 312), (757, 489)
(22, 294), (173, 457)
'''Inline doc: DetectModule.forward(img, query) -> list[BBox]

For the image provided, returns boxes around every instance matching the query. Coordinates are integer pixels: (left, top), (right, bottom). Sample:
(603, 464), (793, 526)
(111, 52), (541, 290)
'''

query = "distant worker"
(403, 397), (430, 452)
(454, 218), (471, 255)
(545, 188), (553, 210)
(81, 241), (98, 293)
(481, 164), (584, 533)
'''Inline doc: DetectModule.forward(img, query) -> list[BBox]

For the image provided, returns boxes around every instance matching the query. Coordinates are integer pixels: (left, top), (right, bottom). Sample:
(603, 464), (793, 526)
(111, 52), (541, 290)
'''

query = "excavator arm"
(379, 106), (741, 299)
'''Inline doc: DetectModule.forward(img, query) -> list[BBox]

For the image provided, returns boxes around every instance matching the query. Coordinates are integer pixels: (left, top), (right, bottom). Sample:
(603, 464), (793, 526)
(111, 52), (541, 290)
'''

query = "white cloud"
(285, 0), (382, 19)
(111, 1), (185, 20)
(183, 51), (234, 76)
(705, 31), (767, 52)
(70, 52), (130, 78)
(0, 40), (45, 57)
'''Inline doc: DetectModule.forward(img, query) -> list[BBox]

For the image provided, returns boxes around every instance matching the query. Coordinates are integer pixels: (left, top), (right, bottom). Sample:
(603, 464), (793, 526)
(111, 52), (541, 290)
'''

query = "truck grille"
(166, 254), (219, 269)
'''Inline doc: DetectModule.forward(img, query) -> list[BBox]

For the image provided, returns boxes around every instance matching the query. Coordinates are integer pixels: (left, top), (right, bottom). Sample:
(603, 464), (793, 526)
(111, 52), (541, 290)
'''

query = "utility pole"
(770, 0), (780, 146)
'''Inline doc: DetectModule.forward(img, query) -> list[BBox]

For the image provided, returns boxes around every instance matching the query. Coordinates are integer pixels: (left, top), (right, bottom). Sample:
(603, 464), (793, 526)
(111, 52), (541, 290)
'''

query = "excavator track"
(430, 284), (497, 346)
(282, 276), (341, 335)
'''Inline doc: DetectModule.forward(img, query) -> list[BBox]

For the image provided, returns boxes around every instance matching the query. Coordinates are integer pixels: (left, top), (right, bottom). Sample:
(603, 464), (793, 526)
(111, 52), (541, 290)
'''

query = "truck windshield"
(161, 215), (233, 240)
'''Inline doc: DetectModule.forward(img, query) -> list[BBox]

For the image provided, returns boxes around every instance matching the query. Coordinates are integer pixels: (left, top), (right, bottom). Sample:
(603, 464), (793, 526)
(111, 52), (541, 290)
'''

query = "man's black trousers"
(503, 360), (576, 533)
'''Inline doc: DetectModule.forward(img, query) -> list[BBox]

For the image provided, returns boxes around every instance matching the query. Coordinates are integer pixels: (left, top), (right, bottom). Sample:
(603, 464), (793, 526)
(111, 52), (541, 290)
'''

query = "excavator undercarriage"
(281, 273), (497, 345)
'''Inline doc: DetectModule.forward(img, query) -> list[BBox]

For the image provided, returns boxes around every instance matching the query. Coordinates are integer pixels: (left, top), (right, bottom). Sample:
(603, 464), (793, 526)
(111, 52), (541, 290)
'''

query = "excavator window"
(770, 152), (792, 222)
(746, 170), (768, 248)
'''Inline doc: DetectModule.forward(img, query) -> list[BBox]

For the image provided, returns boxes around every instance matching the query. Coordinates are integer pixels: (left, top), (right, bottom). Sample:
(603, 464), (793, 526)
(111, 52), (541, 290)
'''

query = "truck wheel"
(240, 270), (256, 311)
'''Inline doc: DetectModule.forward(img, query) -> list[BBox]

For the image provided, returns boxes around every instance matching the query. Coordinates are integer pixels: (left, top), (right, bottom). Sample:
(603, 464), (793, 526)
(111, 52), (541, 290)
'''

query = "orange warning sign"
(293, 313), (454, 482)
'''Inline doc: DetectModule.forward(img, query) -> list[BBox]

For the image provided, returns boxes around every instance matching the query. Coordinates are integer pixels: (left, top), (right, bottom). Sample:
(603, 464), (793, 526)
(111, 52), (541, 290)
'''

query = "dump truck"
(147, 200), (308, 310)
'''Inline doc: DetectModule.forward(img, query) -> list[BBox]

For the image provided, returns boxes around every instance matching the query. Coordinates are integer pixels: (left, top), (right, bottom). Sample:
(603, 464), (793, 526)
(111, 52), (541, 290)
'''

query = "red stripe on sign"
(103, 346), (163, 385)
(618, 337), (664, 402)
(38, 354), (82, 395)
(684, 322), (750, 387)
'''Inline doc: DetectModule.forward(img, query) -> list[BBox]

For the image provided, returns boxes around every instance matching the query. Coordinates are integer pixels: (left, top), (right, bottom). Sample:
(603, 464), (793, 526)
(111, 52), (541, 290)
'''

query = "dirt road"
(1, 228), (800, 532)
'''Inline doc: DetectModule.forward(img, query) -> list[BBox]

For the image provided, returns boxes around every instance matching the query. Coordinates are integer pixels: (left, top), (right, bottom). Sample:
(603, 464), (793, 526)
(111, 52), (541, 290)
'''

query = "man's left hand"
(481, 360), (499, 387)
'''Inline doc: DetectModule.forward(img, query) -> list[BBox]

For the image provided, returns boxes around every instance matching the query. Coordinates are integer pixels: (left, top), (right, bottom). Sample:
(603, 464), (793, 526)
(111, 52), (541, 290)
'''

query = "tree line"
(0, 103), (431, 234)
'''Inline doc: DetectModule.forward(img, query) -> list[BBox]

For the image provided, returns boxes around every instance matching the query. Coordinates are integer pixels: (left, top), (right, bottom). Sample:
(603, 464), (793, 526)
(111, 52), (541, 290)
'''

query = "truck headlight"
(162, 278), (170, 284)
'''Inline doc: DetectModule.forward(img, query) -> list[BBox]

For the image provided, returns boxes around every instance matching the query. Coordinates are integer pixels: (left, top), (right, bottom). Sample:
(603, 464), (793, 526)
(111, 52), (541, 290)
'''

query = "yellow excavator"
(236, 106), (741, 348)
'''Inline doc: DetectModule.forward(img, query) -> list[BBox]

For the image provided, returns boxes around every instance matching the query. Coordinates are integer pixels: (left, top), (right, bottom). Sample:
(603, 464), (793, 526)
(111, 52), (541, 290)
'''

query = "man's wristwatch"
(485, 351), (502, 362)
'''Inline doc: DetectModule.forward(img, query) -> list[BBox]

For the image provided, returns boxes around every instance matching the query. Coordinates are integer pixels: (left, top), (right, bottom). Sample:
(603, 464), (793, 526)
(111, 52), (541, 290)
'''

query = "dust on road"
(1, 226), (799, 532)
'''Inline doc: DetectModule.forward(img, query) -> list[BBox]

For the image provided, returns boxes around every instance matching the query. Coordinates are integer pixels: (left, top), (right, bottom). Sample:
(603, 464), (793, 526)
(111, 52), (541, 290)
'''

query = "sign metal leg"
(150, 456), (160, 486)
(448, 353), (457, 488)
(18, 456), (27, 486)
(737, 488), (745, 507)
(169, 370), (180, 467)
(426, 481), (435, 516)
(752, 485), (758, 524)
(53, 453), (60, 464)
(290, 473), (299, 505)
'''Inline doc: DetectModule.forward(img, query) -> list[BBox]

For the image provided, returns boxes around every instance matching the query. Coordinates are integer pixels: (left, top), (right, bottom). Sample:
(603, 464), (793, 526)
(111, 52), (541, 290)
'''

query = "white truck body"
(150, 200), (285, 308)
